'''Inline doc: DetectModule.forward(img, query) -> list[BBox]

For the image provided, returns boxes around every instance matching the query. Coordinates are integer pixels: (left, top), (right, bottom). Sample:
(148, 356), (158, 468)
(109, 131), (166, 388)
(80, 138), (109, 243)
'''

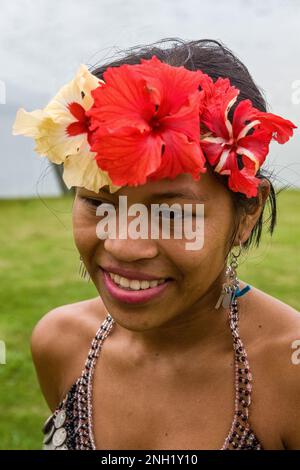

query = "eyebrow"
(97, 187), (208, 201)
(150, 190), (209, 202)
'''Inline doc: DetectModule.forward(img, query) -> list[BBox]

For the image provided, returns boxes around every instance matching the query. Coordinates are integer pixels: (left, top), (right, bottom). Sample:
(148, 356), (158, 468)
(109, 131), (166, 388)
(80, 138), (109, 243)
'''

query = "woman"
(13, 38), (300, 450)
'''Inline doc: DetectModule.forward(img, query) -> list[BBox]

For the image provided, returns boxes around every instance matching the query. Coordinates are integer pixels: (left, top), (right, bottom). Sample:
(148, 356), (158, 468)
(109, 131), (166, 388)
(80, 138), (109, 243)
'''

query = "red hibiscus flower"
(200, 79), (297, 197)
(86, 56), (210, 186)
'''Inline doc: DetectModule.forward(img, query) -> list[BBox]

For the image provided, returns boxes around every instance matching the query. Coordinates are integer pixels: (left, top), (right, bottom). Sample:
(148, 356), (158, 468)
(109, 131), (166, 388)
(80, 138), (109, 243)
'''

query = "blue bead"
(234, 284), (251, 298)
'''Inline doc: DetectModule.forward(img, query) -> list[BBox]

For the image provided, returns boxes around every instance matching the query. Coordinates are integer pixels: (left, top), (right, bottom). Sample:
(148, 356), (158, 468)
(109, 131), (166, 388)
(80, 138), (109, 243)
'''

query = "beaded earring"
(215, 240), (243, 309)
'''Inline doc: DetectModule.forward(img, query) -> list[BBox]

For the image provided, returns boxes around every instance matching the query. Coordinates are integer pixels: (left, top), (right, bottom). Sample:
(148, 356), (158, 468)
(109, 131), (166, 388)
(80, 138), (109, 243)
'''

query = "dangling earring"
(215, 239), (242, 310)
(79, 255), (90, 282)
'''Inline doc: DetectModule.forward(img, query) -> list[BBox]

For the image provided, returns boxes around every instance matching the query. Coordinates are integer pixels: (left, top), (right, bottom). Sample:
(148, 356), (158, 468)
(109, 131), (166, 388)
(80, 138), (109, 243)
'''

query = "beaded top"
(42, 292), (263, 450)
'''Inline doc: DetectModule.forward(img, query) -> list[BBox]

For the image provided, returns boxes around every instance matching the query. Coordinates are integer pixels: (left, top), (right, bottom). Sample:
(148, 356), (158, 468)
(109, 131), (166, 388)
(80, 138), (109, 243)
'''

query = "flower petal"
(12, 109), (84, 164)
(12, 108), (45, 137)
(201, 77), (240, 140)
(63, 151), (120, 193)
(135, 55), (209, 117)
(76, 64), (102, 109)
(237, 128), (272, 168)
(200, 140), (225, 167)
(45, 64), (99, 121)
(87, 64), (155, 133)
(232, 99), (260, 139)
(148, 130), (206, 181)
(160, 90), (202, 141)
(92, 129), (164, 186)
(251, 111), (297, 144)
(36, 118), (87, 163)
(222, 151), (261, 198)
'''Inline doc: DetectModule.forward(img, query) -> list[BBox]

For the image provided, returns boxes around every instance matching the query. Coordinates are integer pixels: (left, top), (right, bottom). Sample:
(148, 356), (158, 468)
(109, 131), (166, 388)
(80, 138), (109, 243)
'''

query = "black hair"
(90, 37), (278, 253)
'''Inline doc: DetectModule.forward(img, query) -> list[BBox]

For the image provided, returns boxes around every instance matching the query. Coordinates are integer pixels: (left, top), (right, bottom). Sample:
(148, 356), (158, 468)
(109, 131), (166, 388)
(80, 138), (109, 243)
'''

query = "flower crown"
(13, 56), (297, 198)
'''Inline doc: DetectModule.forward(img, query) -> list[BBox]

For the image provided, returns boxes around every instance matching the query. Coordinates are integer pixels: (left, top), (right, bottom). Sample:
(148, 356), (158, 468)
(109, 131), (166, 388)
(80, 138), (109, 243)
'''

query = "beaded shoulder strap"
(41, 312), (115, 450)
(222, 296), (261, 450)
(75, 312), (115, 450)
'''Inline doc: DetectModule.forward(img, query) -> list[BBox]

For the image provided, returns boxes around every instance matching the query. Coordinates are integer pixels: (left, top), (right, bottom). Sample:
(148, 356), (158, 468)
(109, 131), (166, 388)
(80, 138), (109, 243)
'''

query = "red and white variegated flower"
(200, 77), (297, 197)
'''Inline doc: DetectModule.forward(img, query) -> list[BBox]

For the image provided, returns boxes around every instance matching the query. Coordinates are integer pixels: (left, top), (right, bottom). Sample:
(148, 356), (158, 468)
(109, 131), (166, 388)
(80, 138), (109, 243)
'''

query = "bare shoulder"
(239, 280), (300, 344)
(30, 296), (107, 413)
(239, 280), (300, 448)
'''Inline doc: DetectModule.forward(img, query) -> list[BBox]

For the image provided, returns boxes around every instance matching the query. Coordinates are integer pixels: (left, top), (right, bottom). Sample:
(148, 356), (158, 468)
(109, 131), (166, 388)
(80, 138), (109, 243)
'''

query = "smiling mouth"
(100, 267), (173, 304)
(106, 271), (169, 290)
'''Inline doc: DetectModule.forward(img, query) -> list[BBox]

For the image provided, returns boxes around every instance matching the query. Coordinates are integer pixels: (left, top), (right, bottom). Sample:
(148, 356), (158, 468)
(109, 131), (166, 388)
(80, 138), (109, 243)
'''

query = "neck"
(114, 268), (236, 360)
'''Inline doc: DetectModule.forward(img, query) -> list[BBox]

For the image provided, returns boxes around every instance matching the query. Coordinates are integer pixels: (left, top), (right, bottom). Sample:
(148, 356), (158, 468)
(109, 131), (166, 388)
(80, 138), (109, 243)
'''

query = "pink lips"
(101, 268), (171, 304)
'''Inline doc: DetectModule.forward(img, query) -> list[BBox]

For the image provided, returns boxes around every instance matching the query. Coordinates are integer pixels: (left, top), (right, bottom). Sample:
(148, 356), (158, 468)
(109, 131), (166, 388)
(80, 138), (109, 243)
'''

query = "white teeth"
(119, 277), (130, 288)
(129, 280), (141, 290)
(139, 280), (148, 289)
(108, 272), (166, 290)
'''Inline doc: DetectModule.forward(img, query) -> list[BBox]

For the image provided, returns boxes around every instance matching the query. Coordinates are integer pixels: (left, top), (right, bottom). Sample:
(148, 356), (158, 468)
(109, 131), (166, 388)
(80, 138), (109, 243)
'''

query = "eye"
(159, 208), (184, 220)
(80, 196), (106, 208)
(156, 207), (198, 222)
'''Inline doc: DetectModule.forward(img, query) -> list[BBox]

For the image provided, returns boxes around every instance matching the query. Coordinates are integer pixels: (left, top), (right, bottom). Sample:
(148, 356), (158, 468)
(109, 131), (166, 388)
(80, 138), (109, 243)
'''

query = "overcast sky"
(1, 0), (299, 197)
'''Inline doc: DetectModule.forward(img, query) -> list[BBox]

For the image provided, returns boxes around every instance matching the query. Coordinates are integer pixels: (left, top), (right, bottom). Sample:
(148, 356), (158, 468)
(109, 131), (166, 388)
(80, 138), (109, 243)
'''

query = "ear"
(234, 178), (271, 246)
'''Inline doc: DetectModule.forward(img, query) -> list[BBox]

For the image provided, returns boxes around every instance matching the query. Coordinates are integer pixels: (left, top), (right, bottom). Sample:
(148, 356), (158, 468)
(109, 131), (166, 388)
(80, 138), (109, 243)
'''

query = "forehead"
(77, 170), (229, 203)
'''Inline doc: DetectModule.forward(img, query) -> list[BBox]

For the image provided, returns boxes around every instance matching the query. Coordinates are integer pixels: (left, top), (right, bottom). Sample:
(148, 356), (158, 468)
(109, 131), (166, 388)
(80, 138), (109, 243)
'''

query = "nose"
(103, 235), (159, 263)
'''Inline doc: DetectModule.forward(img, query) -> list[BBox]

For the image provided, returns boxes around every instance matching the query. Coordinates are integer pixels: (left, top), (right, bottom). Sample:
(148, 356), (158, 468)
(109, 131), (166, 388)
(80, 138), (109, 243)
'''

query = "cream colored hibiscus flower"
(12, 64), (120, 193)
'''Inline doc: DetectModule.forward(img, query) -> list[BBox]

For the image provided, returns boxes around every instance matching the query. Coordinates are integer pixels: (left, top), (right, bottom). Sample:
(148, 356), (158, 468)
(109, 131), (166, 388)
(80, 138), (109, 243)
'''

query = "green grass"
(0, 190), (299, 449)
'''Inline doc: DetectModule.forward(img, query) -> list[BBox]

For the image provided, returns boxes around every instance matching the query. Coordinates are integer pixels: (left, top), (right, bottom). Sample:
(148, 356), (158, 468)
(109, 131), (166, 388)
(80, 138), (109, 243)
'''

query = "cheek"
(72, 201), (100, 255)
(160, 208), (234, 282)
(204, 210), (234, 261)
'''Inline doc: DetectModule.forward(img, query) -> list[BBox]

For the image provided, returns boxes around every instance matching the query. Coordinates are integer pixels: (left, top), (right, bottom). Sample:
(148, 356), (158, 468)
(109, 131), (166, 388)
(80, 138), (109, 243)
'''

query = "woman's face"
(72, 169), (237, 332)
